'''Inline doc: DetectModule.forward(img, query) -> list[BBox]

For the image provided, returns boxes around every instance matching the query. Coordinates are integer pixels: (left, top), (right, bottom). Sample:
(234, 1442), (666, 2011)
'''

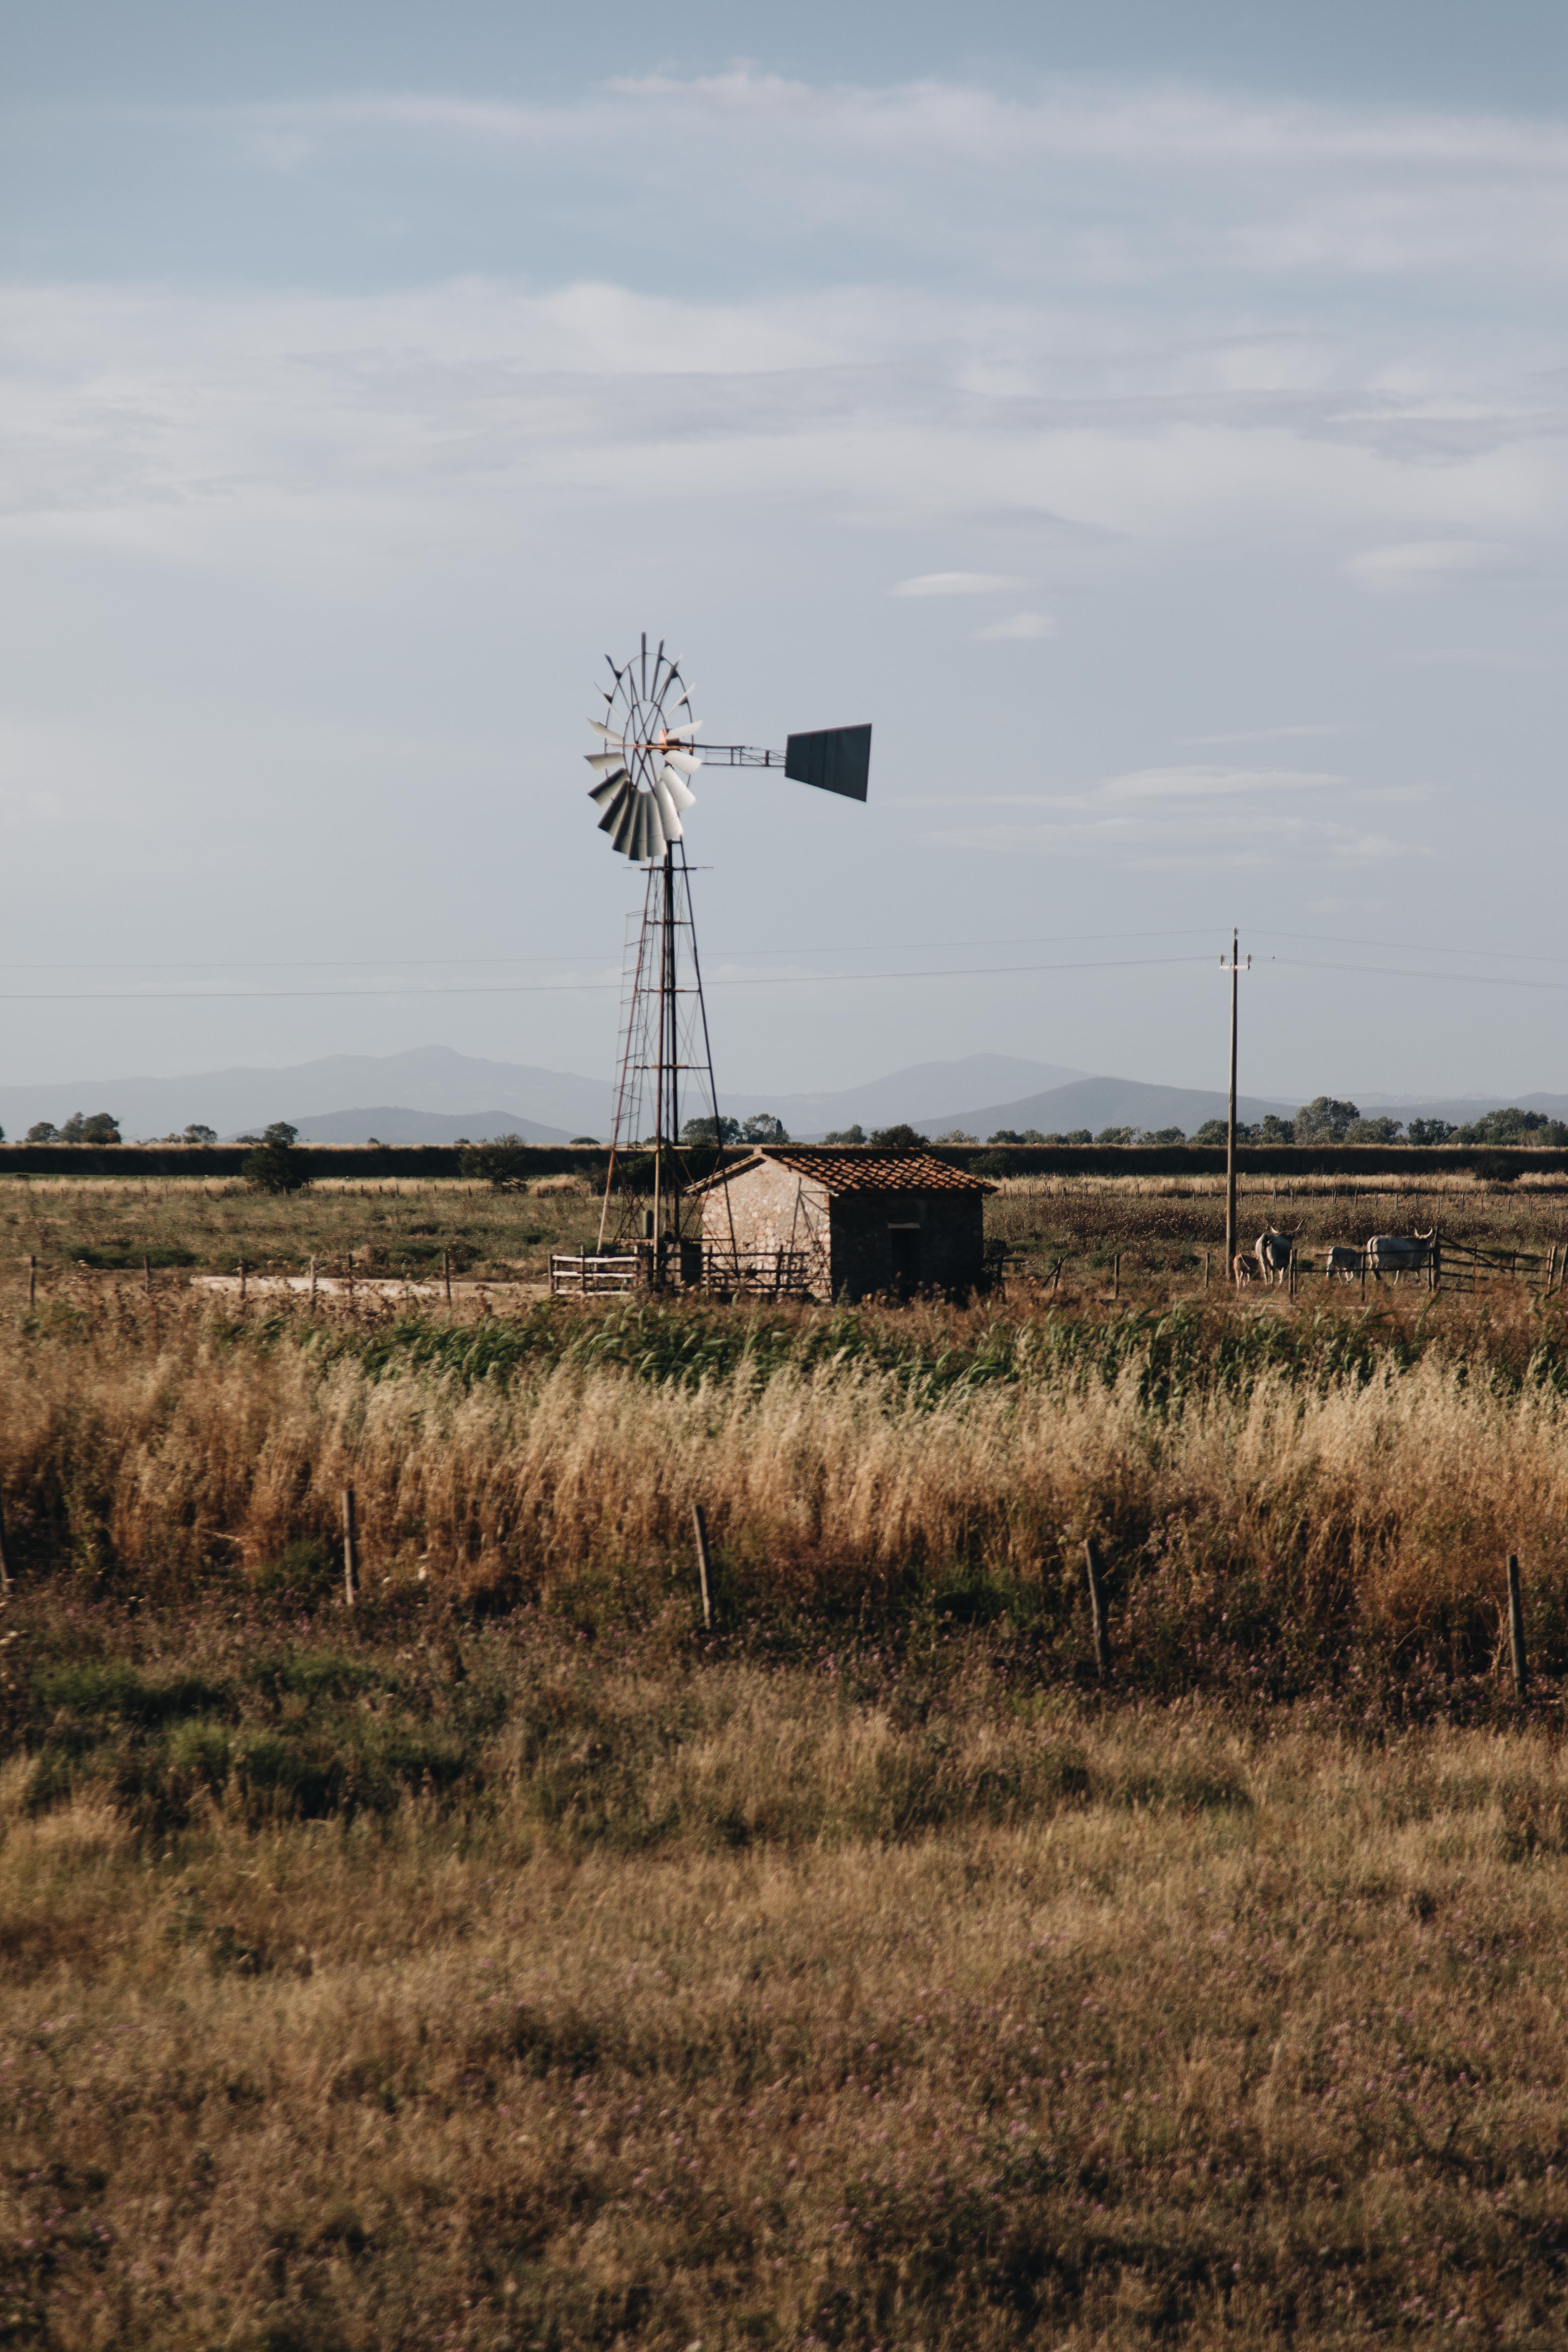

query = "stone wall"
(826, 1191), (986, 1302)
(700, 1162), (832, 1295)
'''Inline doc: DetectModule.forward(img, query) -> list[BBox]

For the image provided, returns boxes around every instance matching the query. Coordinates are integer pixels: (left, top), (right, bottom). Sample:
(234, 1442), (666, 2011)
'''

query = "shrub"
(458, 1135), (531, 1189)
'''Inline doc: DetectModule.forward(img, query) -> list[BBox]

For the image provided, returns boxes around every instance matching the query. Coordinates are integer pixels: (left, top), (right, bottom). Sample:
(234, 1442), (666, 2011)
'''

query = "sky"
(3, 0), (1568, 1108)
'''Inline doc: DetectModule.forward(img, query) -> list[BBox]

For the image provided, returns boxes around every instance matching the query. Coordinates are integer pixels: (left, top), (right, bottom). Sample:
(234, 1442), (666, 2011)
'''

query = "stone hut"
(694, 1145), (994, 1301)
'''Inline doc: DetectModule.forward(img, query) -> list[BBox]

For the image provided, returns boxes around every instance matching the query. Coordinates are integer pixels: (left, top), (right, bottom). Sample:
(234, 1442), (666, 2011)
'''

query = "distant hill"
(290, 1106), (575, 1146)
(0, 1046), (611, 1144)
(914, 1074), (1298, 1141)
(723, 1055), (1086, 1138)
(1, 1039), (1562, 1149)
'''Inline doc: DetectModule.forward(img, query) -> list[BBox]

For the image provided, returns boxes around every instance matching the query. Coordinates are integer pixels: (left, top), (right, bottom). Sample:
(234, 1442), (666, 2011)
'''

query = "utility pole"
(1222, 929), (1251, 1277)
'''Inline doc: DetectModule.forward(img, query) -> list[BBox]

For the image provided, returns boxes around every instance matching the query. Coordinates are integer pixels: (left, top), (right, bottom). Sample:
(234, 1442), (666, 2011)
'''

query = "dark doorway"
(888, 1224), (922, 1294)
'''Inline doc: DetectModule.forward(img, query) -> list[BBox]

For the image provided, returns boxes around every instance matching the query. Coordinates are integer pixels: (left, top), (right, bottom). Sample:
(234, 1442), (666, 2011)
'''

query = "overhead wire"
(0, 955), (1214, 1004)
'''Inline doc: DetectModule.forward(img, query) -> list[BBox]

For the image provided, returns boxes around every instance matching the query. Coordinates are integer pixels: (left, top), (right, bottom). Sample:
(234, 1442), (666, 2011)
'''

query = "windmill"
(581, 633), (870, 1287)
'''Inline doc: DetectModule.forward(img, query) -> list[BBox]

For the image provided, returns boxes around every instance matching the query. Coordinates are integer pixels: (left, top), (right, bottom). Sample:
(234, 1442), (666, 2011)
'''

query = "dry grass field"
(7, 1177), (1568, 2345)
(4, 1161), (1566, 1295)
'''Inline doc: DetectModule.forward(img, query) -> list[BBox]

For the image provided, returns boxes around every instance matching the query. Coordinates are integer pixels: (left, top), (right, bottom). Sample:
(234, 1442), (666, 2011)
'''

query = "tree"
(821, 1125), (865, 1144)
(1294, 1096), (1360, 1144)
(1407, 1117), (1456, 1146)
(868, 1123), (929, 1150)
(182, 1124), (217, 1146)
(1095, 1126), (1137, 1146)
(458, 1135), (531, 1189)
(1059, 1129), (1093, 1145)
(1193, 1118), (1256, 1144)
(1138, 1126), (1187, 1146)
(1455, 1107), (1568, 1147)
(264, 1122), (299, 1148)
(1256, 1115), (1295, 1144)
(932, 1128), (978, 1144)
(987, 1129), (1024, 1144)
(244, 1128), (309, 1194)
(59, 1111), (121, 1144)
(25, 1121), (57, 1144)
(740, 1113), (790, 1143)
(1345, 1115), (1404, 1144)
(569, 1135), (600, 1146)
(681, 1114), (741, 1147)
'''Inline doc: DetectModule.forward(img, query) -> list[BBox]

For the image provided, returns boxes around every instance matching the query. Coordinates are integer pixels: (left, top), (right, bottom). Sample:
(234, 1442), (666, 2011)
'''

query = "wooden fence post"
(692, 1503), (714, 1631)
(1203, 1250), (1210, 1291)
(345, 1250), (354, 1302)
(309, 1255), (318, 1304)
(0, 1486), (12, 1597)
(1083, 1536), (1111, 1681)
(1111, 1253), (1120, 1301)
(27, 1254), (36, 1308)
(144, 1254), (152, 1296)
(238, 1258), (247, 1303)
(342, 1486), (359, 1607)
(443, 1248), (453, 1306)
(1506, 1552), (1526, 1700)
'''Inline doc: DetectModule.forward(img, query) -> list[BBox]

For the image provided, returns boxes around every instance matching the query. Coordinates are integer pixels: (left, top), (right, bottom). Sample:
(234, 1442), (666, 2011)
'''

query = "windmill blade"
(662, 748), (701, 779)
(659, 763), (697, 813)
(650, 773), (685, 841)
(610, 786), (640, 856)
(661, 717), (703, 739)
(634, 793), (664, 862)
(589, 770), (630, 812)
(595, 777), (634, 833)
(585, 749), (626, 773)
(589, 719), (618, 741)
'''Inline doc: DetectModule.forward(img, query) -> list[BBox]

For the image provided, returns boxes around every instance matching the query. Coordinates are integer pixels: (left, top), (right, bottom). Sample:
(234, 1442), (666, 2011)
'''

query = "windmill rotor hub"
(586, 636), (701, 863)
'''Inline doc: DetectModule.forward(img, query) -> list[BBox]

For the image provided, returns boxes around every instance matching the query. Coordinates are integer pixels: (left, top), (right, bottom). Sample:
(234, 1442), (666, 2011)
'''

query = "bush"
(868, 1124), (929, 1150)
(458, 1135), (531, 1189)
(244, 1128), (309, 1194)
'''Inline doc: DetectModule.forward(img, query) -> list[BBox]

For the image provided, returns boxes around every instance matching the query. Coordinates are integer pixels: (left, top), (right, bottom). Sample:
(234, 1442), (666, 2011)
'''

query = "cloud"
(1099, 765), (1344, 801)
(1344, 539), (1524, 592)
(891, 571), (1028, 597)
(973, 610), (1057, 640)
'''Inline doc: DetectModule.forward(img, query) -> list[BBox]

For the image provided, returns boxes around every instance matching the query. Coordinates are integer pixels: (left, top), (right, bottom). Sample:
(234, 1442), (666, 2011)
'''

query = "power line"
(0, 926), (1220, 974)
(1273, 957), (1568, 995)
(0, 954), (1213, 1005)
(1256, 928), (1568, 970)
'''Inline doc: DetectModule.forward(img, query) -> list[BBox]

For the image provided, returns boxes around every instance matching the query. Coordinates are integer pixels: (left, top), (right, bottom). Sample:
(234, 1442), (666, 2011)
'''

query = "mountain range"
(0, 1045), (1562, 1147)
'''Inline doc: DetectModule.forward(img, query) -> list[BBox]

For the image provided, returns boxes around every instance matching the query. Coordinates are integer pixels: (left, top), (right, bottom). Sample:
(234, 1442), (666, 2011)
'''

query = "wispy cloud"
(1099, 764), (1344, 800)
(1345, 538), (1524, 592)
(892, 571), (1028, 596)
(973, 610), (1056, 639)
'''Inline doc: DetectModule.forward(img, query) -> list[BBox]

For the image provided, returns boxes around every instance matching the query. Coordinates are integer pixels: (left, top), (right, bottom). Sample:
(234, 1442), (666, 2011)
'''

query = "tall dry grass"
(6, 1288), (1568, 1686)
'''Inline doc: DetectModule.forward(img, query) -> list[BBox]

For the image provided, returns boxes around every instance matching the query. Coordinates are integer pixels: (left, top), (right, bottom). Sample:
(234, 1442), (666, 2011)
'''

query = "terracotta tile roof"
(692, 1145), (994, 1197)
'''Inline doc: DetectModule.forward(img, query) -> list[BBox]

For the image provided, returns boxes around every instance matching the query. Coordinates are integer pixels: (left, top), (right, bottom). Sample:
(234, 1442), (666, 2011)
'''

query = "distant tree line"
(805, 1097), (1568, 1150)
